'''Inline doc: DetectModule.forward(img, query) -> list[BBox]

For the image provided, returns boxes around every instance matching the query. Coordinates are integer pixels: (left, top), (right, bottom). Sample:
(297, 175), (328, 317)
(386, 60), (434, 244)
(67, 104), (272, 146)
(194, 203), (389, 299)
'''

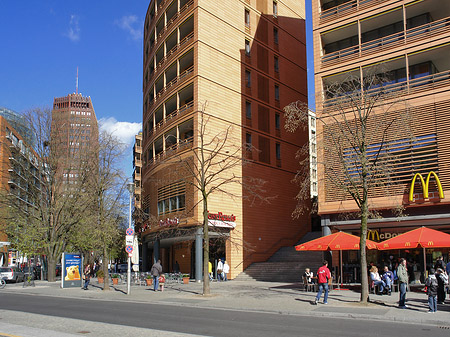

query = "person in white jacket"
(217, 259), (224, 281)
(223, 261), (230, 281)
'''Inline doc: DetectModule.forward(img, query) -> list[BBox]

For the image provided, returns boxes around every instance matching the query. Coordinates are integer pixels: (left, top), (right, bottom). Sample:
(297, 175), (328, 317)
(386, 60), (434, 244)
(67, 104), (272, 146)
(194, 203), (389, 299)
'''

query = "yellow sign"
(367, 230), (380, 241)
(409, 171), (444, 202)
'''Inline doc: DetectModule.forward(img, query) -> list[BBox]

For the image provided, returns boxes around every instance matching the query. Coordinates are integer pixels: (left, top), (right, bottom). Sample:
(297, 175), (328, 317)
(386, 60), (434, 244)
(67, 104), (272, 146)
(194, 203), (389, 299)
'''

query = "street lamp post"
(126, 182), (134, 295)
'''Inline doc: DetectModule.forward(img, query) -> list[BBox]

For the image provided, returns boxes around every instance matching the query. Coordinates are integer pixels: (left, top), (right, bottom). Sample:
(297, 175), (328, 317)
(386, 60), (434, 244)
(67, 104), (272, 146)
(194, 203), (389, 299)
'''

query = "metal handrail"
(322, 16), (450, 66)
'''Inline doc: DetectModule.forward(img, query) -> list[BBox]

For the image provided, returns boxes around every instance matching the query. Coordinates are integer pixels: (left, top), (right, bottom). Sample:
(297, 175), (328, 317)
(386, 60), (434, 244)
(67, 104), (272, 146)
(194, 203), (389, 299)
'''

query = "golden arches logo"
(354, 244), (359, 248)
(409, 171), (444, 202)
(405, 242), (411, 247)
(335, 244), (341, 249)
(367, 230), (380, 241)
(428, 241), (434, 246)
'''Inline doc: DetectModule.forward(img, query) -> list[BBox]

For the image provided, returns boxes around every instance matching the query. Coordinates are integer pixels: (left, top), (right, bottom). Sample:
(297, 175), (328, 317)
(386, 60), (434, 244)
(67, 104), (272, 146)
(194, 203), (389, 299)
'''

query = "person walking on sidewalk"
(313, 260), (331, 305)
(397, 258), (409, 308)
(83, 264), (91, 290)
(223, 261), (230, 281)
(151, 260), (162, 291)
(436, 268), (448, 304)
(425, 268), (438, 313)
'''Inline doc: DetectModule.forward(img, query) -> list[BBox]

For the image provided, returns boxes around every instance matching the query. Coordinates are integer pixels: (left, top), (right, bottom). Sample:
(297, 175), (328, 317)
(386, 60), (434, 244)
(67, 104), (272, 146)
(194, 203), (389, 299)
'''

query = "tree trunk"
(47, 255), (57, 282)
(103, 245), (110, 291)
(202, 196), (210, 295)
(360, 199), (369, 303)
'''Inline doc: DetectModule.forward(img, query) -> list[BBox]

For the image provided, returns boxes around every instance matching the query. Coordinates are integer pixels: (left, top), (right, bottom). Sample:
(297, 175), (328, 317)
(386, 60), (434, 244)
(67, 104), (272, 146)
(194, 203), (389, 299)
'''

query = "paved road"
(1, 293), (449, 337)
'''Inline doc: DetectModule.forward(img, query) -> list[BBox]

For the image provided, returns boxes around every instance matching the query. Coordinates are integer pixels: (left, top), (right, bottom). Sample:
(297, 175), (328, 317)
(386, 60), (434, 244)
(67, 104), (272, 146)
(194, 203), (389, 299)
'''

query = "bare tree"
(71, 131), (128, 291)
(284, 70), (412, 303)
(1, 107), (95, 281)
(149, 103), (268, 295)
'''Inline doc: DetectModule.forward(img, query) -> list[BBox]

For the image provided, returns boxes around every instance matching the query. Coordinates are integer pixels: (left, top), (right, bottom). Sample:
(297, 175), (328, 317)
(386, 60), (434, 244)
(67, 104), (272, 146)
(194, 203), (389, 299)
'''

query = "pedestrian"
(446, 257), (450, 275)
(397, 258), (409, 308)
(436, 268), (448, 304)
(435, 256), (446, 271)
(217, 259), (224, 281)
(208, 261), (213, 281)
(83, 264), (91, 290)
(174, 260), (180, 274)
(313, 260), (331, 305)
(381, 266), (394, 295)
(150, 260), (163, 291)
(223, 260), (230, 281)
(425, 268), (438, 313)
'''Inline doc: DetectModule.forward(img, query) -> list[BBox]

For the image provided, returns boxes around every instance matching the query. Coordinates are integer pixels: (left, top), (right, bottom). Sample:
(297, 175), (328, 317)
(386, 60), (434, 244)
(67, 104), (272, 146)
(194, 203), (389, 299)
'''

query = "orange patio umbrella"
(377, 226), (450, 276)
(296, 231), (378, 286)
(377, 226), (450, 250)
(295, 231), (378, 251)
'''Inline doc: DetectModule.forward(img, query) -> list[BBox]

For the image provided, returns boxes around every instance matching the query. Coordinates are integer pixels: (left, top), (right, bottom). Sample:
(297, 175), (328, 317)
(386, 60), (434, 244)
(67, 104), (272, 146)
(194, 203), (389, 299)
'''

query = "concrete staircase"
(234, 232), (324, 282)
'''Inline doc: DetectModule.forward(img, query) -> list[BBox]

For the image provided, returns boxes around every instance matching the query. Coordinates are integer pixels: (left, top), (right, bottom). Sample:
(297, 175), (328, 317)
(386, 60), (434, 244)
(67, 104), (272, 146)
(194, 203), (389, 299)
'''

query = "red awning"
(295, 231), (378, 251)
(377, 226), (450, 250)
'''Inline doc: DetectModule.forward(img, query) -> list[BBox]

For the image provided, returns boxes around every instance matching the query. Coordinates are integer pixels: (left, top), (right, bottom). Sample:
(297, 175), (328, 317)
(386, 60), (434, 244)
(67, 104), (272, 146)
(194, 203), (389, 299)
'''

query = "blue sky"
(0, 1), (314, 175)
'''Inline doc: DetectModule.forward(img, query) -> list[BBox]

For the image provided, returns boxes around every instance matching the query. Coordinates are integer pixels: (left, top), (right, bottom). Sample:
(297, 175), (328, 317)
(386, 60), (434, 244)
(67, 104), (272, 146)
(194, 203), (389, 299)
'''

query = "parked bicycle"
(23, 273), (35, 287)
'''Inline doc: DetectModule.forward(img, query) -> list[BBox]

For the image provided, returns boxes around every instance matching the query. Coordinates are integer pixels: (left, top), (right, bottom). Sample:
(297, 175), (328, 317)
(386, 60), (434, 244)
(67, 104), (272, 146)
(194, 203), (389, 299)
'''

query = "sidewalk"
(3, 279), (450, 327)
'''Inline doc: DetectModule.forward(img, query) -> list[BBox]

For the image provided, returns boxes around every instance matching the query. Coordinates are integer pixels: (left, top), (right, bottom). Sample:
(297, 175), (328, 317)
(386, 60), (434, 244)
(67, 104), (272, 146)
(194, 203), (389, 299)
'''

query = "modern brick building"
(133, 132), (143, 210)
(140, 0), (308, 279)
(51, 93), (99, 181)
(0, 107), (41, 265)
(312, 0), (450, 280)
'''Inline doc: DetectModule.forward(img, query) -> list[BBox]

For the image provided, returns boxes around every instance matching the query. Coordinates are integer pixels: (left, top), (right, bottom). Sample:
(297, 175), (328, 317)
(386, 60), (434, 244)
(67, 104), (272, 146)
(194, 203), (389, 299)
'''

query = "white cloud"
(99, 117), (142, 146)
(115, 15), (142, 41)
(64, 14), (80, 42)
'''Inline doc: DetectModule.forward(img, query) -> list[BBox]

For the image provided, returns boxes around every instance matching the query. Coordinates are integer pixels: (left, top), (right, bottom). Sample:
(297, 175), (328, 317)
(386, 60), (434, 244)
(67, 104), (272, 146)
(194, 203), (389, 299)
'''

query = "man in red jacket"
(314, 260), (332, 305)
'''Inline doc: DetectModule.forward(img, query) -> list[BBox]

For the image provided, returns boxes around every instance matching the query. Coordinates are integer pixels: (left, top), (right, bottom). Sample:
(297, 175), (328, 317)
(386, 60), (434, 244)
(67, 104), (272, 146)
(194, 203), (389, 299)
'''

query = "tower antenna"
(76, 67), (79, 94)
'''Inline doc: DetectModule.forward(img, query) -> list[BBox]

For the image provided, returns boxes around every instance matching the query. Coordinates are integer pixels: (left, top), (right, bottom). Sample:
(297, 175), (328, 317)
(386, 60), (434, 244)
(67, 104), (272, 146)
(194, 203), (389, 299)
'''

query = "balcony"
(321, 16), (450, 67)
(147, 0), (194, 62)
(154, 101), (194, 132)
(152, 65), (194, 108)
(319, 0), (391, 25)
(148, 136), (194, 167)
(323, 69), (450, 108)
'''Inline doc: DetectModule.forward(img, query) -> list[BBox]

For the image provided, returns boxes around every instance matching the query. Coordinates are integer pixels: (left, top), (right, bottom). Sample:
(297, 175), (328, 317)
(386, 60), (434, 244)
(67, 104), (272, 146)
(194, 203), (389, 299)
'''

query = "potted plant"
(145, 274), (153, 286)
(182, 274), (190, 284)
(96, 270), (104, 284)
(111, 274), (120, 285)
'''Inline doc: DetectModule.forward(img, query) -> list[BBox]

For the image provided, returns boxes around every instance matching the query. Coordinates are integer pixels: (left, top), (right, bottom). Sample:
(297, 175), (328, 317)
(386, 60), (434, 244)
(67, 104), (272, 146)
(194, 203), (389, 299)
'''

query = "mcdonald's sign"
(367, 230), (380, 242)
(409, 171), (444, 202)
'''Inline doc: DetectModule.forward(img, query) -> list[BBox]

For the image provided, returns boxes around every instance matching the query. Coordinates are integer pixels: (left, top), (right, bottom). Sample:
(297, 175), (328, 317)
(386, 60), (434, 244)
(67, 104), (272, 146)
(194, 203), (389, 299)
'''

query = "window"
(273, 1), (278, 17)
(310, 116), (316, 128)
(246, 133), (252, 150)
(275, 113), (280, 129)
(245, 70), (251, 87)
(245, 9), (250, 27)
(275, 84), (280, 101)
(273, 27), (279, 44)
(246, 101), (252, 119)
(276, 143), (281, 160)
(245, 39), (251, 55)
(274, 56), (279, 73)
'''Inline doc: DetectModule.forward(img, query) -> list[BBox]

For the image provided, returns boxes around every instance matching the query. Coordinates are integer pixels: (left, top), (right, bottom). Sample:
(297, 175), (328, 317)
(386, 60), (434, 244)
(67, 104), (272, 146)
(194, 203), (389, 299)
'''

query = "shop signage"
(367, 230), (399, 242)
(409, 171), (444, 202)
(159, 218), (179, 227)
(207, 212), (236, 228)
